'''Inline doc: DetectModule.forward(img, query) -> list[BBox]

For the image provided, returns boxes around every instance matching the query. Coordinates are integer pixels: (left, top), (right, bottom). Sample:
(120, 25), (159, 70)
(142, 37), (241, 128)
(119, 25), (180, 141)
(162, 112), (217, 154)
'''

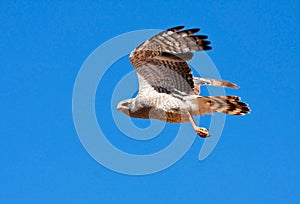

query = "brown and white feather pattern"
(130, 26), (211, 97)
(119, 26), (250, 124)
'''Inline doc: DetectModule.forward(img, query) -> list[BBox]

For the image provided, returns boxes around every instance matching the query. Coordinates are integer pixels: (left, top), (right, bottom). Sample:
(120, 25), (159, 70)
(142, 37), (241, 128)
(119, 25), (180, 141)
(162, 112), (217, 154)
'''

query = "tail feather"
(196, 96), (250, 116)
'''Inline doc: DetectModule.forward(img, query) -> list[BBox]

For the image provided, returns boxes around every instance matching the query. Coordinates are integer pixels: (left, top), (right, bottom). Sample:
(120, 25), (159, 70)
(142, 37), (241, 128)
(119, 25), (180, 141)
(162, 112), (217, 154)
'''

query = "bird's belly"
(149, 108), (190, 123)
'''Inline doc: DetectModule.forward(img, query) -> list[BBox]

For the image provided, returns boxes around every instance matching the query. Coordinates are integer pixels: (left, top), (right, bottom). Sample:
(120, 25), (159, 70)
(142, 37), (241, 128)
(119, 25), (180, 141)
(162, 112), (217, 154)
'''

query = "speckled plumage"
(117, 26), (250, 137)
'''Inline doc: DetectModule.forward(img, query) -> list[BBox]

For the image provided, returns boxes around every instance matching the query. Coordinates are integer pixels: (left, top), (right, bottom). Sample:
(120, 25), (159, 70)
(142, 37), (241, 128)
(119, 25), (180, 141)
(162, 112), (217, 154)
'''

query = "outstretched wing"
(129, 26), (212, 97)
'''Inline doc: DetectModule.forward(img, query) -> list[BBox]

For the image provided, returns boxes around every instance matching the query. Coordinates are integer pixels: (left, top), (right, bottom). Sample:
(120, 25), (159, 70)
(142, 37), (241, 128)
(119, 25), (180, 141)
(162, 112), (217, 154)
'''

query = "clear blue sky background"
(1, 1), (300, 203)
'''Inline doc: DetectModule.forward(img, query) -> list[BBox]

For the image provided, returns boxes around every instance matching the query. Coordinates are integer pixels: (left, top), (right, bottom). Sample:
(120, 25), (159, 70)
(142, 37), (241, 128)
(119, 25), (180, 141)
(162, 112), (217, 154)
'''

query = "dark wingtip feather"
(202, 40), (211, 45)
(203, 45), (212, 50)
(167, 26), (185, 32)
(178, 28), (200, 35)
(192, 35), (208, 39)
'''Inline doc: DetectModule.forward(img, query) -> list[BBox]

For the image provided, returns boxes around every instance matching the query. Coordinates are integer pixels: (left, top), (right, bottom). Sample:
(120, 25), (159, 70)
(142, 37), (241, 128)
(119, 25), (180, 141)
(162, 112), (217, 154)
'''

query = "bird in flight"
(117, 26), (250, 138)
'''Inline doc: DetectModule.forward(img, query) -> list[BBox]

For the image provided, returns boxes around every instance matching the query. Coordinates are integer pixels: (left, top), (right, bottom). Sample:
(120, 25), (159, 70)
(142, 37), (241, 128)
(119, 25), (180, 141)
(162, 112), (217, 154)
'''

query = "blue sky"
(1, 0), (300, 203)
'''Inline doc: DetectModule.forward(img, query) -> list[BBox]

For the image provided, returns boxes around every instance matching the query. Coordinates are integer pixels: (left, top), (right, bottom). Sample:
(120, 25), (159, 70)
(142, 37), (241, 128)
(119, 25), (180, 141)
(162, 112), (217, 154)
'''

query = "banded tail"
(196, 96), (250, 116)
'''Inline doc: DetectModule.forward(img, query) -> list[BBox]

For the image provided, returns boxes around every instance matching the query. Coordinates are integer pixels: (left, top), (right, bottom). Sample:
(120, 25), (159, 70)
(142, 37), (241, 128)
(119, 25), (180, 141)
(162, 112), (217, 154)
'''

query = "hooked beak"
(117, 103), (122, 111)
(117, 103), (126, 111)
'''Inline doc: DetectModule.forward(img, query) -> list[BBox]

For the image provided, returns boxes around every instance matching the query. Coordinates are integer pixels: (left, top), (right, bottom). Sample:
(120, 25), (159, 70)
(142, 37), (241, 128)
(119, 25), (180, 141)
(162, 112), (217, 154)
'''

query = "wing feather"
(136, 59), (194, 96)
(130, 26), (212, 97)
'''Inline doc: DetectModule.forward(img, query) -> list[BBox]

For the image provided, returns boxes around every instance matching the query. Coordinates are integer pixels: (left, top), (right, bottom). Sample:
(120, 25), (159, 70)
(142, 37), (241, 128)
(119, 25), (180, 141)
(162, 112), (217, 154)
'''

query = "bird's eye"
(122, 102), (129, 106)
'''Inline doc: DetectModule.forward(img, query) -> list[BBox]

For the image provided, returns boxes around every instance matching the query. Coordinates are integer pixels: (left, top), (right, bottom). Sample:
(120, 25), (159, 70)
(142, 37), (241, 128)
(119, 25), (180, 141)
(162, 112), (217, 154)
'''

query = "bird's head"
(117, 98), (135, 116)
(117, 98), (152, 119)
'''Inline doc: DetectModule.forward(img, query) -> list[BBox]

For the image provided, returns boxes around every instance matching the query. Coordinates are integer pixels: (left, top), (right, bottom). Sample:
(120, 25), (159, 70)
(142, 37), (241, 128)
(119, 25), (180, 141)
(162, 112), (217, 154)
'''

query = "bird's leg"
(186, 111), (210, 138)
